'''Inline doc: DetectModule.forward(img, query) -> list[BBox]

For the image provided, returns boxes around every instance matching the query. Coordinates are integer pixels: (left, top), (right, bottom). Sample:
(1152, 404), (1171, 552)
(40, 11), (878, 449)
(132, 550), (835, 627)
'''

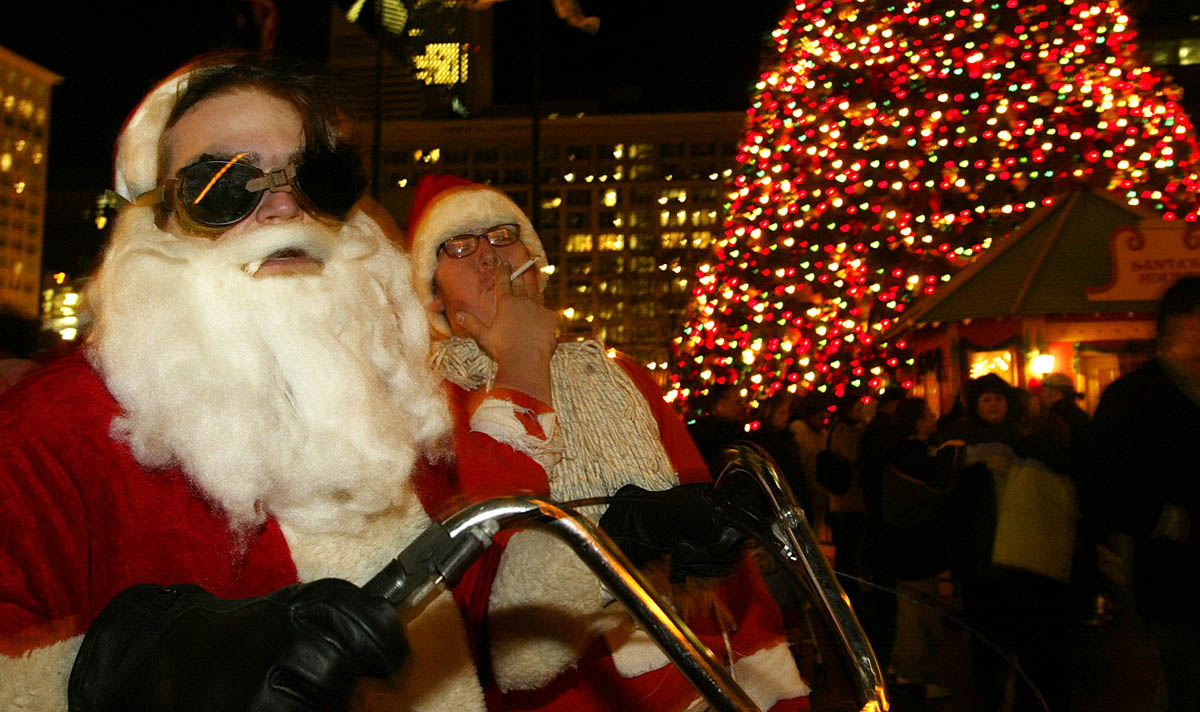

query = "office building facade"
(0, 46), (58, 319)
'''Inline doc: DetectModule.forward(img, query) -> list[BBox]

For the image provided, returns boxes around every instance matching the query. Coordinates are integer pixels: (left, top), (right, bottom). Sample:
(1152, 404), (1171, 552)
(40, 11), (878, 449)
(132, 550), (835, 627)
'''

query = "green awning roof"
(896, 190), (1161, 330)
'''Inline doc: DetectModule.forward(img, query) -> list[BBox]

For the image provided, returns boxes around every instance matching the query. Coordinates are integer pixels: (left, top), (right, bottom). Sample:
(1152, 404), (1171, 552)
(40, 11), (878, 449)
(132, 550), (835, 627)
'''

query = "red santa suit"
(406, 175), (811, 712)
(0, 64), (484, 712)
(0, 353), (484, 712)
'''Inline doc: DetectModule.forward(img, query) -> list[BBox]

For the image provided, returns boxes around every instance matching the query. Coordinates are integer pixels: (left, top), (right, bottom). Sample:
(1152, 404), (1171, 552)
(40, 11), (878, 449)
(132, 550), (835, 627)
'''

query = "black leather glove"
(598, 483), (749, 582)
(69, 578), (409, 712)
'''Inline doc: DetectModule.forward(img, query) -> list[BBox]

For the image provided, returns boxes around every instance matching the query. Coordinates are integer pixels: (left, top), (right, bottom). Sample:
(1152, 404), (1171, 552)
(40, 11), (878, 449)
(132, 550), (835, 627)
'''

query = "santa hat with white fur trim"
(406, 174), (549, 337)
(113, 67), (194, 203)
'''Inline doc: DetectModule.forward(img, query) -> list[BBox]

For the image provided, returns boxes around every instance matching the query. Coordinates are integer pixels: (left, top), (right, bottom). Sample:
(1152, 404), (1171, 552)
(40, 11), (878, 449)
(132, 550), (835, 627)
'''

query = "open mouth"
(244, 248), (324, 277)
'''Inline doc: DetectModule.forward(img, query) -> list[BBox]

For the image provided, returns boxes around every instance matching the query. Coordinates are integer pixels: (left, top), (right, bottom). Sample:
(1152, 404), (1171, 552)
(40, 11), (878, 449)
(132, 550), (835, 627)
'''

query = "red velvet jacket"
(0, 351), (299, 654)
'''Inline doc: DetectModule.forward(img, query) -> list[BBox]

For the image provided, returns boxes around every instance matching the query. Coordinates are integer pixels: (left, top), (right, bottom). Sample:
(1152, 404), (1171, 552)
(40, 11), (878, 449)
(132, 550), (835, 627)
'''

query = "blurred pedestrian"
(790, 392), (832, 535)
(857, 387), (906, 657)
(877, 397), (963, 700)
(751, 390), (804, 494)
(1087, 275), (1200, 712)
(827, 394), (868, 603)
(948, 374), (1075, 712)
(1038, 373), (1091, 478)
(688, 382), (748, 476)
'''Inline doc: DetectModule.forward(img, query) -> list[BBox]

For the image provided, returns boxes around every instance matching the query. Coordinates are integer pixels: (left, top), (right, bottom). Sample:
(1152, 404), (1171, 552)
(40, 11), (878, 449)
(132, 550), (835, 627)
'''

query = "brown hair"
(157, 54), (347, 181)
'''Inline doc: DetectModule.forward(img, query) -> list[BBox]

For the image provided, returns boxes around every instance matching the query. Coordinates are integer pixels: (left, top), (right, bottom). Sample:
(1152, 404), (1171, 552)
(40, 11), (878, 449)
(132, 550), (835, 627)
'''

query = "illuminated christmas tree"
(668, 0), (1200, 415)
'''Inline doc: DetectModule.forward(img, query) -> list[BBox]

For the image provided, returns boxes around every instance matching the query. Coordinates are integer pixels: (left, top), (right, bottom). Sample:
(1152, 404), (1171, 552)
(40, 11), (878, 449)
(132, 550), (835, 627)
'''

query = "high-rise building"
(327, 1), (491, 121)
(376, 112), (744, 368)
(0, 46), (59, 319)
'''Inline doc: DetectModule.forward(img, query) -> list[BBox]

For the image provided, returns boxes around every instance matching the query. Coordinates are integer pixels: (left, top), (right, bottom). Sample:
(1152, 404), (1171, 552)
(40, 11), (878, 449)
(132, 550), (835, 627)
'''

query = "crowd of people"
(0, 51), (1197, 712)
(686, 279), (1200, 712)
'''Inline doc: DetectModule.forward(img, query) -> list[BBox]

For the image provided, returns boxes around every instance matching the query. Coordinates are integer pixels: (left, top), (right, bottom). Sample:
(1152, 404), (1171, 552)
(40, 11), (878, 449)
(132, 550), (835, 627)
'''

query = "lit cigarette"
(510, 258), (537, 281)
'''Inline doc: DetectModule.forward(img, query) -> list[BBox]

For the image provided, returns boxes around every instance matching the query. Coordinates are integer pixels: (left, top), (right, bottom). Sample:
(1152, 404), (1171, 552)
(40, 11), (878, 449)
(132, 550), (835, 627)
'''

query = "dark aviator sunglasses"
(135, 148), (364, 234)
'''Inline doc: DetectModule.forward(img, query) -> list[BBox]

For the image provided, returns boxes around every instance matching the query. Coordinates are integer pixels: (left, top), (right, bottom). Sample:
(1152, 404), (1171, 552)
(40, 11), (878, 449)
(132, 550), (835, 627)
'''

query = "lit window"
(968, 349), (1016, 383)
(566, 233), (593, 252)
(662, 232), (687, 249)
(627, 233), (652, 251)
(414, 43), (469, 86)
(1181, 38), (1200, 66)
(597, 233), (624, 251)
(658, 188), (688, 203)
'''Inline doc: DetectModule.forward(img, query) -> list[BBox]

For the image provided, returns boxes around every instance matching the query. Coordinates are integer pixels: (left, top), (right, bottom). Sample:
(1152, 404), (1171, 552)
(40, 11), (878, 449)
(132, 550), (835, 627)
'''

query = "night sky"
(0, 0), (1181, 274)
(2, 0), (788, 193)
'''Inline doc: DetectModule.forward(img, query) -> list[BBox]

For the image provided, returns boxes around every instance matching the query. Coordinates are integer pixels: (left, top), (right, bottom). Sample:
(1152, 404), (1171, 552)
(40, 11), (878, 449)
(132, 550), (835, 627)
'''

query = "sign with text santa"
(1087, 222), (1200, 302)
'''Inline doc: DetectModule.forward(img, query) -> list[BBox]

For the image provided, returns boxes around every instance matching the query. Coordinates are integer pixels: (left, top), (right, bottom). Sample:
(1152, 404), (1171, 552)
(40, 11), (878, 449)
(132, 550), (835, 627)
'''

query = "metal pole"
(371, 7), (384, 201)
(529, 0), (541, 231)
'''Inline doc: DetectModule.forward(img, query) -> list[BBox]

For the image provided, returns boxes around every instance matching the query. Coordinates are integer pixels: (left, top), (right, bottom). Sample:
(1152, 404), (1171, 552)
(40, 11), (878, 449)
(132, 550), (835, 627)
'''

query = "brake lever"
(361, 516), (499, 622)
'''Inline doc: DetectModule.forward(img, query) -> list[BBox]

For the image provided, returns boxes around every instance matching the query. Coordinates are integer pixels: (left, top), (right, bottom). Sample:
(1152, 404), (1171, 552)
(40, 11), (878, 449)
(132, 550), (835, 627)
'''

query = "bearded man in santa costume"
(0, 57), (490, 711)
(405, 174), (812, 712)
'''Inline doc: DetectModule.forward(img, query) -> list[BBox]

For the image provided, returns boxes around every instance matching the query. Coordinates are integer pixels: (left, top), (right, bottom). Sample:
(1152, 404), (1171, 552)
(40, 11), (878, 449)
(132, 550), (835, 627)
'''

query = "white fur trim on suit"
(470, 397), (563, 471)
(604, 620), (673, 679)
(732, 643), (812, 711)
(407, 183), (548, 337)
(487, 530), (625, 692)
(605, 617), (812, 709)
(0, 635), (83, 712)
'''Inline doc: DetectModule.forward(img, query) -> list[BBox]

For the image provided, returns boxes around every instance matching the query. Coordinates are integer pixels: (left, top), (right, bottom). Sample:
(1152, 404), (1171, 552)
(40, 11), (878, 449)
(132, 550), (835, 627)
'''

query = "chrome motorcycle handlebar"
(365, 442), (888, 712)
(365, 495), (760, 712)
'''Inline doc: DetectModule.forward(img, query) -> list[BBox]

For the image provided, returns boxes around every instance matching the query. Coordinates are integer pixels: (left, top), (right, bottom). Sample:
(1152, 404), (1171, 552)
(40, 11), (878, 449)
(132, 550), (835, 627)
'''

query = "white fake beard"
(85, 207), (451, 536)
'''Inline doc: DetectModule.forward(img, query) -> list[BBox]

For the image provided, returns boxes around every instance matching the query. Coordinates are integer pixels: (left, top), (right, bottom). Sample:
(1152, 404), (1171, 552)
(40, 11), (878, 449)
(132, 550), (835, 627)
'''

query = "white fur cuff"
(470, 397), (563, 471)
(605, 619), (672, 678)
(488, 530), (619, 691)
(732, 643), (811, 710)
(0, 635), (83, 711)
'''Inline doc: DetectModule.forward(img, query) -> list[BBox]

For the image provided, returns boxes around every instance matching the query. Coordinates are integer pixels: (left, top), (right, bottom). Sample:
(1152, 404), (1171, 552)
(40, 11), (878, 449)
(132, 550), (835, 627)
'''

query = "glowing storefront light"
(969, 349), (1016, 383)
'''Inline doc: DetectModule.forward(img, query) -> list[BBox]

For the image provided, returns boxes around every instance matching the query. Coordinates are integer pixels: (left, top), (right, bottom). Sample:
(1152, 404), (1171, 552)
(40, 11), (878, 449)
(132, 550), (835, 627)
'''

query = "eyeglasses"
(436, 223), (520, 258)
(136, 148), (363, 234)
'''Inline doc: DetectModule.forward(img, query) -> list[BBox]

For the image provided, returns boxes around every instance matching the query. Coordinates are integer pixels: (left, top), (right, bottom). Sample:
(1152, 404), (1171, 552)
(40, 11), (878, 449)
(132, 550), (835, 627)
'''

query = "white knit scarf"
(431, 337), (681, 505)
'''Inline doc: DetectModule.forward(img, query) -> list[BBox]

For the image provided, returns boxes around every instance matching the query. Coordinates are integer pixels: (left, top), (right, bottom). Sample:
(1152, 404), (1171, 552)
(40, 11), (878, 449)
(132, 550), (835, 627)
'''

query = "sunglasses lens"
(177, 161), (263, 226)
(295, 149), (364, 220)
